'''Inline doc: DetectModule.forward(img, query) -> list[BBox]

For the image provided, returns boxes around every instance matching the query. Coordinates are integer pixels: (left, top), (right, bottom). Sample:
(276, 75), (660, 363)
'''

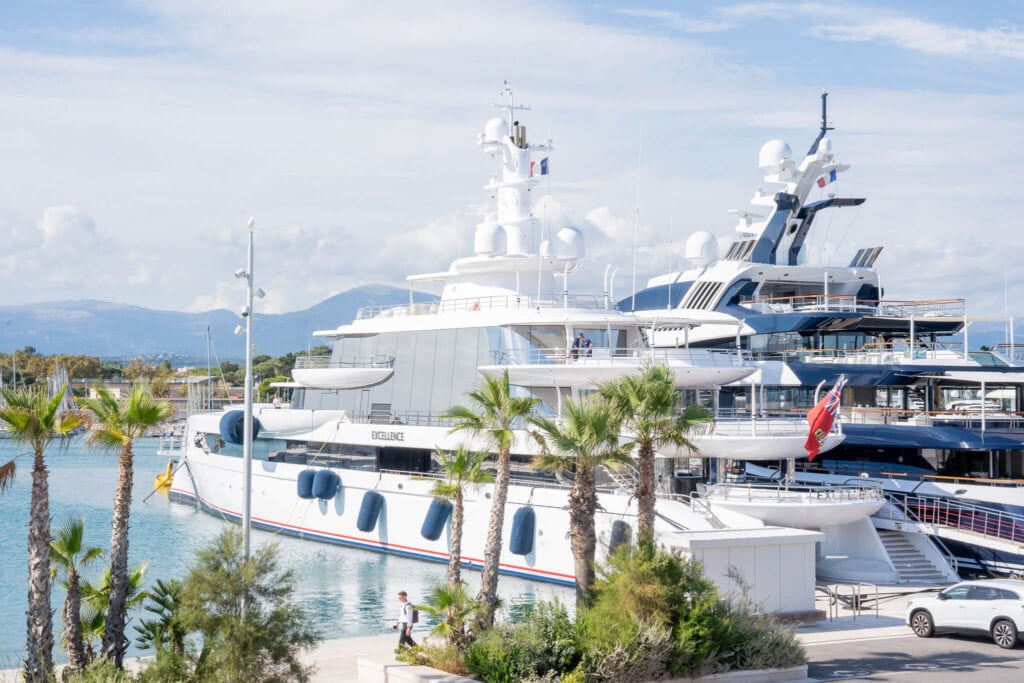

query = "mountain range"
(0, 285), (430, 359)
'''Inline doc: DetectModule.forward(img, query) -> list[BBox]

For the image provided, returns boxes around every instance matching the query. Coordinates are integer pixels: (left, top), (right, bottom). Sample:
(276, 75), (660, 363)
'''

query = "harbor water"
(0, 437), (572, 665)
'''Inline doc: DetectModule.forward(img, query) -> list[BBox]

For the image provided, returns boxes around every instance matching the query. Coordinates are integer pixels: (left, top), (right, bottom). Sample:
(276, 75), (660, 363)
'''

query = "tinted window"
(971, 586), (1002, 600)
(998, 588), (1021, 600)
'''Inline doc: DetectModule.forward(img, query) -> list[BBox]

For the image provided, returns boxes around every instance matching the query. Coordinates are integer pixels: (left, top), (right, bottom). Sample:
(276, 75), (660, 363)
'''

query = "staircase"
(601, 463), (639, 495)
(877, 529), (951, 585)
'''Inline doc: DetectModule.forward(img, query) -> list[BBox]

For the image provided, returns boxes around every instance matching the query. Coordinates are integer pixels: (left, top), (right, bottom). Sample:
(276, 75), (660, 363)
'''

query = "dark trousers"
(397, 622), (416, 647)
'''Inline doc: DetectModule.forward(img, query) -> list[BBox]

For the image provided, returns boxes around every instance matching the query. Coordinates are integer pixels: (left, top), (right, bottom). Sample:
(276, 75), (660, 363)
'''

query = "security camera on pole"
(234, 217), (266, 560)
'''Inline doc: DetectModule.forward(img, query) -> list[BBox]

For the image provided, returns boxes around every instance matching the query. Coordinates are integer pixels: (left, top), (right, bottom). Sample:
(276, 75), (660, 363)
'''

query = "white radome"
(484, 117), (509, 143)
(474, 221), (507, 257)
(555, 227), (585, 260)
(758, 139), (793, 174)
(685, 231), (718, 267)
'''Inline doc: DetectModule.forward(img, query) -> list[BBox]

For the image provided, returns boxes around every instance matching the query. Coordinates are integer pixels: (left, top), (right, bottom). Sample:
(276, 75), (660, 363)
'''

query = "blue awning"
(841, 423), (1024, 451)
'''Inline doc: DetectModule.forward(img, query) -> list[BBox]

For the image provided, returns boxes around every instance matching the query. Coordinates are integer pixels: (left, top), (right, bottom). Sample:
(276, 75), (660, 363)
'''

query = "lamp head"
(234, 268), (247, 279)
(255, 288), (266, 299)
(240, 305), (250, 317)
(233, 325), (244, 336)
(247, 217), (255, 232)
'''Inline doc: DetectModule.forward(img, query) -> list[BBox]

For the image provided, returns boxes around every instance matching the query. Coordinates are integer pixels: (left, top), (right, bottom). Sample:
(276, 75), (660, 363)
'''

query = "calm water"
(0, 438), (572, 665)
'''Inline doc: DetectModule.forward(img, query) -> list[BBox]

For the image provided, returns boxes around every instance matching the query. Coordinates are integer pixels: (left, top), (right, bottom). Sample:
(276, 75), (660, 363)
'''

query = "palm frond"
(0, 459), (15, 492)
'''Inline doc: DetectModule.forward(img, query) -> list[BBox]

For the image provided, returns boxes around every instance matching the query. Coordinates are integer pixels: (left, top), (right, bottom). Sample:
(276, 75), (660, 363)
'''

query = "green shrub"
(465, 629), (516, 683)
(578, 619), (675, 682)
(395, 641), (471, 675)
(464, 600), (579, 681)
(65, 658), (135, 682)
(719, 604), (805, 671)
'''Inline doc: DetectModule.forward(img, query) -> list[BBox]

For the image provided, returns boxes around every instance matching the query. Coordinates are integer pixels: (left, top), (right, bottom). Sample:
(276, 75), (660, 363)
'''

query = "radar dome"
(484, 117), (509, 143)
(758, 139), (793, 175)
(474, 221), (507, 257)
(685, 231), (718, 267)
(539, 239), (552, 257)
(554, 227), (585, 260)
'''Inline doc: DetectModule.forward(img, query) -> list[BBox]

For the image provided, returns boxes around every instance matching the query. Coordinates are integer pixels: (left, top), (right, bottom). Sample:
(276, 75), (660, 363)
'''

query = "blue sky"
(0, 0), (1022, 318)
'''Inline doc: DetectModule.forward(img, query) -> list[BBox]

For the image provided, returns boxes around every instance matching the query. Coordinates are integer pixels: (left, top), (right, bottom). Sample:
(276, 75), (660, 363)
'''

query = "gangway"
(876, 494), (1024, 570)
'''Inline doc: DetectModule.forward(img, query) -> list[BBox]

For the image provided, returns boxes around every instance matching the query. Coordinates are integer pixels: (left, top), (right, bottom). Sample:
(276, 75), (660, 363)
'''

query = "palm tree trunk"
(64, 571), (87, 672)
(448, 491), (463, 588)
(568, 465), (597, 610)
(636, 441), (656, 544)
(25, 451), (54, 683)
(102, 443), (134, 666)
(476, 447), (510, 628)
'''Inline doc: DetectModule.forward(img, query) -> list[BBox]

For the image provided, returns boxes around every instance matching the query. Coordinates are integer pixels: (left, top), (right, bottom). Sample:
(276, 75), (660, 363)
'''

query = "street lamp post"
(235, 217), (265, 560)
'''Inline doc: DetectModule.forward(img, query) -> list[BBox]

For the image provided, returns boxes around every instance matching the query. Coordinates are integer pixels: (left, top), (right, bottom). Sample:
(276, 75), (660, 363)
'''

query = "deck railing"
(488, 347), (751, 367)
(357, 294), (607, 320)
(878, 494), (1024, 546)
(738, 295), (965, 318)
(294, 354), (395, 369)
(704, 482), (884, 503)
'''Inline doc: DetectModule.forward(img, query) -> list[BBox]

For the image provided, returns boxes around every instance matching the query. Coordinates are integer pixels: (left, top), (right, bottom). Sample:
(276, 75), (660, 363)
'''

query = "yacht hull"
(169, 447), (710, 586)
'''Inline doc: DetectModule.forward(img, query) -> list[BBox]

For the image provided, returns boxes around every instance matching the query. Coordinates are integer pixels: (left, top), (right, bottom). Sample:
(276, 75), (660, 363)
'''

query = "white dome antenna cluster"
(471, 84), (567, 260)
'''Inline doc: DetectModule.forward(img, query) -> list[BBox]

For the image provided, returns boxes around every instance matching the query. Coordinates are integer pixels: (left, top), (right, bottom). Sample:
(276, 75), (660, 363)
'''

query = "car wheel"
(992, 619), (1018, 649)
(910, 610), (934, 638)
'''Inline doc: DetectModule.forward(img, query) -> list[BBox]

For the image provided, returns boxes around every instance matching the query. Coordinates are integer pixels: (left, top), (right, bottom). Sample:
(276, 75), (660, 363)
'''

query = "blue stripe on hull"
(168, 489), (575, 587)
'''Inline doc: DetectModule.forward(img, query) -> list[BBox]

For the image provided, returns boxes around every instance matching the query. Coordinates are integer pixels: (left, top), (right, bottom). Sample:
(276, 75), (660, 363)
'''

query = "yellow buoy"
(154, 459), (176, 492)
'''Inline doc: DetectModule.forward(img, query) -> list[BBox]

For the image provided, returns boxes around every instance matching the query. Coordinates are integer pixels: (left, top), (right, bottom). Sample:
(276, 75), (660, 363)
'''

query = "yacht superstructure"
(631, 94), (1024, 576)
(168, 92), (954, 588)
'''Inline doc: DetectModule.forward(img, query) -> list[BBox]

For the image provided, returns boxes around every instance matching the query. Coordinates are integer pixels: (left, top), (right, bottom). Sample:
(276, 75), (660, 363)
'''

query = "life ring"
(471, 301), (480, 311)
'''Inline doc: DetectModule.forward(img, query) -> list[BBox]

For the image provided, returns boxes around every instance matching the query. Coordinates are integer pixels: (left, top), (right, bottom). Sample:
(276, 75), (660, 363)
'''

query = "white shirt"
(397, 601), (413, 624)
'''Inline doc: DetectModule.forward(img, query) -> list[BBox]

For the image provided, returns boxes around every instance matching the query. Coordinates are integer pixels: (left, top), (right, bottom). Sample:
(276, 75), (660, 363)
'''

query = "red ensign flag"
(804, 375), (847, 460)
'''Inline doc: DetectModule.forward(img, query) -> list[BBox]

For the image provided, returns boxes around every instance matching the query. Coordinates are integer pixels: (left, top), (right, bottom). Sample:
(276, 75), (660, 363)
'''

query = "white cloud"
(0, 0), (1021, 323)
(614, 9), (737, 34)
(725, 2), (1024, 59)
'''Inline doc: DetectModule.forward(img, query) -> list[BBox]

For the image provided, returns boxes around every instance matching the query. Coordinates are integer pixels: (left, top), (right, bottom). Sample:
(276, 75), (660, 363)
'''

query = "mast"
(807, 90), (835, 156)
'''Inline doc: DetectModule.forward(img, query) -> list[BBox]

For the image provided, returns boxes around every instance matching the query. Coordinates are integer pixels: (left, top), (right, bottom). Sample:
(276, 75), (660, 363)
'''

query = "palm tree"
(431, 447), (494, 589)
(50, 516), (104, 674)
(80, 563), (149, 663)
(135, 578), (186, 657)
(443, 371), (539, 628)
(79, 383), (172, 666)
(415, 582), (480, 648)
(531, 395), (633, 609)
(599, 366), (712, 543)
(0, 386), (87, 682)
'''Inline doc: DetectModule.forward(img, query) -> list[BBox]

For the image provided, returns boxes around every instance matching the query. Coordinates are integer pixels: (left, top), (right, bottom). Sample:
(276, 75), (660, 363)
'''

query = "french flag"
(816, 168), (837, 188)
(530, 157), (549, 177)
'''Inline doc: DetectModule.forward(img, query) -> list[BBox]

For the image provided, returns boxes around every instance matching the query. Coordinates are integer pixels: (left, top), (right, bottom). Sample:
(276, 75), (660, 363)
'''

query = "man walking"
(393, 590), (416, 648)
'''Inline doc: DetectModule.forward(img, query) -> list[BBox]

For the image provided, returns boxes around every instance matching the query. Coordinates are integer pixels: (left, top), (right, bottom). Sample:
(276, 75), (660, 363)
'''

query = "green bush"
(135, 529), (318, 682)
(465, 630), (517, 683)
(65, 658), (135, 682)
(395, 641), (471, 675)
(577, 619), (675, 682)
(464, 600), (579, 681)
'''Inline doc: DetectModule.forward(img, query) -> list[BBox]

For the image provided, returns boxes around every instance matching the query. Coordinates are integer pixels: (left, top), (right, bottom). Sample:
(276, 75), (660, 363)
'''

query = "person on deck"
(571, 332), (593, 359)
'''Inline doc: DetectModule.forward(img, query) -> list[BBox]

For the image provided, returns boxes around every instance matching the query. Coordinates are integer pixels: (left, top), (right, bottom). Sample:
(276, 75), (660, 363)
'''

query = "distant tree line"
(0, 345), (331, 400)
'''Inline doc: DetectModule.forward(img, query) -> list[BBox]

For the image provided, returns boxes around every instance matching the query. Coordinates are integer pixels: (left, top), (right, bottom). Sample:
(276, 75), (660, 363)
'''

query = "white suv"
(906, 580), (1024, 649)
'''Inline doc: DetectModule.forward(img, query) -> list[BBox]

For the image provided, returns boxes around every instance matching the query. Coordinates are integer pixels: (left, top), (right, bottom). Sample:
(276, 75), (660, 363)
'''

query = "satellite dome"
(484, 117), (509, 143)
(758, 139), (793, 175)
(474, 221), (507, 256)
(554, 227), (585, 260)
(685, 231), (718, 267)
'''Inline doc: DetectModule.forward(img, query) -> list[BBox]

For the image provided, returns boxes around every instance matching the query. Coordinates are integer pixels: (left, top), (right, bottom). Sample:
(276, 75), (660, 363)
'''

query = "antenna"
(807, 89), (835, 156)
(494, 81), (530, 131)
